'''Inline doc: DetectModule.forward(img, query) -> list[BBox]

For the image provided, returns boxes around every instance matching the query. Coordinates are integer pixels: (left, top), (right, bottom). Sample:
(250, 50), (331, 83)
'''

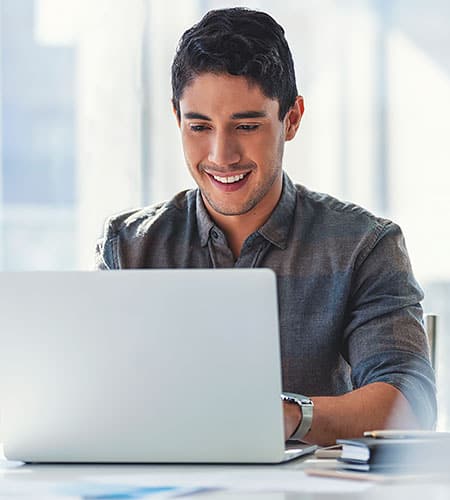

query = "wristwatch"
(281, 392), (314, 440)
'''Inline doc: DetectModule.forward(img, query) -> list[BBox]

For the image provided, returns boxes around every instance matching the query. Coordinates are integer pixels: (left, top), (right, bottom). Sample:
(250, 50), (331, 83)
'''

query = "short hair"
(171, 7), (298, 121)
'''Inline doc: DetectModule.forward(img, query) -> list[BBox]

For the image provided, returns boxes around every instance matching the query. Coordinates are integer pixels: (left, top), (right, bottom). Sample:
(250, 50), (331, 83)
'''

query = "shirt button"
(211, 230), (219, 240)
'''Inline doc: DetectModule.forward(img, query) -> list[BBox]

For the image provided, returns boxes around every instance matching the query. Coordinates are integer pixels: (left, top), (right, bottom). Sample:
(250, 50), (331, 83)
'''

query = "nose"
(208, 131), (241, 167)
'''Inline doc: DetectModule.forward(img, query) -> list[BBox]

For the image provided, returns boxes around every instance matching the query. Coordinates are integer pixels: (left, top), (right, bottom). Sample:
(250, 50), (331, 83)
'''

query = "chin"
(209, 199), (256, 217)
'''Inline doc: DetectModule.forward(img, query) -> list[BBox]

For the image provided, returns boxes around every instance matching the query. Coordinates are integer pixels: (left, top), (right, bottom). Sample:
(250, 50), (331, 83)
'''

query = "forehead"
(179, 73), (279, 118)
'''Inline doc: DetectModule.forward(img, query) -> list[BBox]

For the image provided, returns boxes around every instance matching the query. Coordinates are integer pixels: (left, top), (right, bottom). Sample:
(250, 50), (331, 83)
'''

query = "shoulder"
(293, 183), (403, 266)
(103, 189), (195, 240)
(297, 183), (388, 225)
(95, 189), (196, 269)
(295, 183), (395, 233)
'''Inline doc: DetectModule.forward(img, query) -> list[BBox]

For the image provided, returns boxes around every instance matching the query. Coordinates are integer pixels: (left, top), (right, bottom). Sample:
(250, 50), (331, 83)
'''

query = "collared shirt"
(96, 172), (437, 427)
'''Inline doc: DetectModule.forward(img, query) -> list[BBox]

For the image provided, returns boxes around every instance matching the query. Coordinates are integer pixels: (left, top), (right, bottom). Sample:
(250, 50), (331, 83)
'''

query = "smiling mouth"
(212, 173), (249, 184)
(206, 171), (251, 183)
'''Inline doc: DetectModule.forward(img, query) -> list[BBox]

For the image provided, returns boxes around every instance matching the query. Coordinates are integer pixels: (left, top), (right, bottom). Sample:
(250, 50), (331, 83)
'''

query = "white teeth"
(213, 173), (246, 184)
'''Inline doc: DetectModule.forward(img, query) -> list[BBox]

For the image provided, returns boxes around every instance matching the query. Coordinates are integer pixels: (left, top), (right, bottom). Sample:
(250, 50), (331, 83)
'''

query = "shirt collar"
(196, 190), (215, 247)
(196, 171), (297, 249)
(257, 171), (297, 250)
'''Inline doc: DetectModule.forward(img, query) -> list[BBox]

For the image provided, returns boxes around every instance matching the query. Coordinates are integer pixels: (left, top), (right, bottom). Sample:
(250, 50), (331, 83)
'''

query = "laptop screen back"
(0, 269), (285, 463)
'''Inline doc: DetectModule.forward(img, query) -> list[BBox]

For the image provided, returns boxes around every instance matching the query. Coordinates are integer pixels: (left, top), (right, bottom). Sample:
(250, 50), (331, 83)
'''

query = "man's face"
(176, 73), (299, 218)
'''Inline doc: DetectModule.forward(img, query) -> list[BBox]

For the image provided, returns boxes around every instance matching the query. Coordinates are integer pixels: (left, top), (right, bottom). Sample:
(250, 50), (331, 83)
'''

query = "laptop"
(0, 269), (316, 463)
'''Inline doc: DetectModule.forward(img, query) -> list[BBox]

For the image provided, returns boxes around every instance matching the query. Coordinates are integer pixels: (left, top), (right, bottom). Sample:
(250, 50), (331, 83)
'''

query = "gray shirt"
(96, 172), (436, 427)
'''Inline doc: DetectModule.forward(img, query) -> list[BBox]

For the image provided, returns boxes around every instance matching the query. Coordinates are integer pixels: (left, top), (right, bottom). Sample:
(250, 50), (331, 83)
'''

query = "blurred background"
(1, 0), (449, 425)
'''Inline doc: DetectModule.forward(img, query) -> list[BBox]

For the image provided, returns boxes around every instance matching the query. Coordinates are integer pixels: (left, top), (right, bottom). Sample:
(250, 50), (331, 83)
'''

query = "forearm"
(288, 382), (421, 446)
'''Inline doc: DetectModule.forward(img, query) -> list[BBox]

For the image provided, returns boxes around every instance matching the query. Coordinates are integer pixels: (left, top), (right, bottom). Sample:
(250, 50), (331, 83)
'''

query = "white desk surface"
(1, 448), (450, 500)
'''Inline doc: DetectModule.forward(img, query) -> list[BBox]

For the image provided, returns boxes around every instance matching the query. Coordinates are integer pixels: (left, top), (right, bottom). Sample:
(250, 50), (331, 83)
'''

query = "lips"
(213, 173), (247, 184)
(206, 171), (251, 192)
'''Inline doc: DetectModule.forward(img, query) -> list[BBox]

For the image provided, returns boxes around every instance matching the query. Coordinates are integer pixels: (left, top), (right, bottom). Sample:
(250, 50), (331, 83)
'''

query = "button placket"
(208, 227), (235, 267)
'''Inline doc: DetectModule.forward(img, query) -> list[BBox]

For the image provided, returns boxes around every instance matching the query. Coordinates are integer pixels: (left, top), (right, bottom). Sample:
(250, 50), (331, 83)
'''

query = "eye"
(189, 124), (209, 132)
(237, 124), (260, 131)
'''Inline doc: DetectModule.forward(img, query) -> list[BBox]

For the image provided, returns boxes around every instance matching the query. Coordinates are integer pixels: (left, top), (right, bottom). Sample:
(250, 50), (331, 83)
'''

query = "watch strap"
(282, 392), (314, 440)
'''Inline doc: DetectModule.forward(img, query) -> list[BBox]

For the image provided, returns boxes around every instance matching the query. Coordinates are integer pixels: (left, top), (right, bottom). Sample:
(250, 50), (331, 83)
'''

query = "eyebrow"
(231, 111), (267, 119)
(183, 110), (267, 121)
(184, 112), (211, 120)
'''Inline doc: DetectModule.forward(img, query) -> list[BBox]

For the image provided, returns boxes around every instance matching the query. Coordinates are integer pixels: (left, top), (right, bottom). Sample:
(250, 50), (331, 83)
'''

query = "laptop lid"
(0, 269), (291, 463)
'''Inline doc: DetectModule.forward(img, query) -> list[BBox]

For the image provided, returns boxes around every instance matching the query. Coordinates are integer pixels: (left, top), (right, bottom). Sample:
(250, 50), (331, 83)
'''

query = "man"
(96, 8), (436, 445)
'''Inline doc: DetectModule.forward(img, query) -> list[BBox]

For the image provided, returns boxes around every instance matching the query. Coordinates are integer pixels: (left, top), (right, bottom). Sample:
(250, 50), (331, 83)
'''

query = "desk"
(1, 452), (450, 499)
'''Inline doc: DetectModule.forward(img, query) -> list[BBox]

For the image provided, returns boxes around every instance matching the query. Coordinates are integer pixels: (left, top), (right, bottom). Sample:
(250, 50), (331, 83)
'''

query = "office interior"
(0, 0), (449, 428)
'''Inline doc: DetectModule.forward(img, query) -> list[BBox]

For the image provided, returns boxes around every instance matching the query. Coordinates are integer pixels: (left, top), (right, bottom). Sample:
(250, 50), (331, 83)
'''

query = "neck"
(203, 177), (283, 259)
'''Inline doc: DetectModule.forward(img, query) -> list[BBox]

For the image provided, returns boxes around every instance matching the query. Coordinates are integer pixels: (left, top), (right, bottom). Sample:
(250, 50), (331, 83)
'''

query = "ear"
(172, 100), (181, 128)
(284, 96), (304, 141)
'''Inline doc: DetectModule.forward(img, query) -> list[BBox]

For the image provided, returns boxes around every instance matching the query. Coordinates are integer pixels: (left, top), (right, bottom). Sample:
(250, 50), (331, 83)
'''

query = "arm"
(284, 381), (420, 446)
(284, 222), (436, 445)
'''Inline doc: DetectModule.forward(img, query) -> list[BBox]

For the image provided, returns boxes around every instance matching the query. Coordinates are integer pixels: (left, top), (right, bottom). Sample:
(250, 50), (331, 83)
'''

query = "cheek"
(182, 133), (209, 163)
(251, 130), (282, 163)
(181, 135), (202, 167)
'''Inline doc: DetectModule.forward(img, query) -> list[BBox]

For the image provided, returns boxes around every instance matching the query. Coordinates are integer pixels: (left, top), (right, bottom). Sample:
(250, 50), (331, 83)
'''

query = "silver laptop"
(0, 269), (316, 463)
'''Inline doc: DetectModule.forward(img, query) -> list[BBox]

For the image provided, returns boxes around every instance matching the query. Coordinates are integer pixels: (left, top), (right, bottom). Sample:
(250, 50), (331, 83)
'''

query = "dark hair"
(171, 7), (298, 121)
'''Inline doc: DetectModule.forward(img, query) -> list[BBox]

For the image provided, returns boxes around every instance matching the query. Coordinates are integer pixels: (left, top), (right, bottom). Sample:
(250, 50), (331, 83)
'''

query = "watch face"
(282, 393), (312, 406)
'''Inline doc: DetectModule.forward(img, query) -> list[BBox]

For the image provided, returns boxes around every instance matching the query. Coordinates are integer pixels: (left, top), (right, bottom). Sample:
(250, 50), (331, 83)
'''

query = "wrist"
(285, 400), (302, 437)
(281, 392), (314, 441)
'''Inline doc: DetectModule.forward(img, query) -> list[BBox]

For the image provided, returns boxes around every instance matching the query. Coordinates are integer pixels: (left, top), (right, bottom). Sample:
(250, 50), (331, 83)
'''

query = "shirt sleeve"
(342, 221), (437, 428)
(94, 217), (119, 270)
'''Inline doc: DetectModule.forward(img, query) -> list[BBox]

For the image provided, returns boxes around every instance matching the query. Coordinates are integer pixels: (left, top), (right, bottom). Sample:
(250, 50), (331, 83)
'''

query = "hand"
(283, 400), (302, 441)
